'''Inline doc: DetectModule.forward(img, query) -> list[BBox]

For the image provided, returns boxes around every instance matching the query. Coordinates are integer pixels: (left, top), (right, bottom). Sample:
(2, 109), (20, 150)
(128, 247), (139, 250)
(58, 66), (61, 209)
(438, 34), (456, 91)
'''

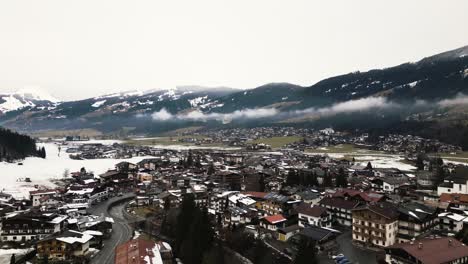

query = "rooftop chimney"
(418, 242), (423, 249)
(449, 239), (453, 246)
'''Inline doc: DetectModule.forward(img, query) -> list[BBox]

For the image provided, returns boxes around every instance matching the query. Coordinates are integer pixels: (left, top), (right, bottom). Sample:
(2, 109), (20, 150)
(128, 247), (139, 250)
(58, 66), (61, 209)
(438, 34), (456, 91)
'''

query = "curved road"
(88, 194), (135, 264)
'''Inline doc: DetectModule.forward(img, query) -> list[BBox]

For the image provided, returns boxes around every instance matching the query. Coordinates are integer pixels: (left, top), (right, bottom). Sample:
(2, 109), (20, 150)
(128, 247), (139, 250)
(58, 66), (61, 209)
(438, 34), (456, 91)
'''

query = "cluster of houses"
(66, 142), (172, 160)
(99, 147), (468, 263)
(2, 137), (468, 263)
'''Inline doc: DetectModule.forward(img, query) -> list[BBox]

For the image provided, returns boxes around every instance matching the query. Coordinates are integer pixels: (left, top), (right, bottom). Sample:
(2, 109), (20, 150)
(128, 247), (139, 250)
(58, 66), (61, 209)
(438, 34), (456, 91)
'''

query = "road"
(88, 194), (135, 264)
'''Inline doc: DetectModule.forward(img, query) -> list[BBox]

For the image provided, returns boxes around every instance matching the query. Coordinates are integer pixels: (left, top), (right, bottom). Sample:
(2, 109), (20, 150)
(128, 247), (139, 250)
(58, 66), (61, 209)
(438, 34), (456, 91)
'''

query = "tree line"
(0, 127), (45, 162)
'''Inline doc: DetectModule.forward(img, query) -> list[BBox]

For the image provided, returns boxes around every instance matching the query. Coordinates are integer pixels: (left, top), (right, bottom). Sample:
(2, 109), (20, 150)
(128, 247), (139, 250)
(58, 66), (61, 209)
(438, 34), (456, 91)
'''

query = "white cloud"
(151, 108), (173, 121)
(438, 94), (468, 107)
(294, 96), (397, 117)
(151, 107), (278, 122)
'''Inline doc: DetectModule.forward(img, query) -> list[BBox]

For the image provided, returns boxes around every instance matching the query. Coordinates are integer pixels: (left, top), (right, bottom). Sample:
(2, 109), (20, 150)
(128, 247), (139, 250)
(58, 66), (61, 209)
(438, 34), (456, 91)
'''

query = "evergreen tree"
(207, 163), (215, 175)
(286, 169), (299, 186)
(202, 242), (225, 264)
(175, 194), (197, 253)
(42, 255), (49, 264)
(294, 238), (318, 264)
(310, 171), (319, 186)
(186, 150), (194, 167)
(258, 174), (266, 192)
(253, 241), (273, 264)
(322, 171), (333, 187)
(366, 161), (373, 171)
(416, 154), (425, 170)
(336, 167), (348, 188)
(10, 254), (15, 264)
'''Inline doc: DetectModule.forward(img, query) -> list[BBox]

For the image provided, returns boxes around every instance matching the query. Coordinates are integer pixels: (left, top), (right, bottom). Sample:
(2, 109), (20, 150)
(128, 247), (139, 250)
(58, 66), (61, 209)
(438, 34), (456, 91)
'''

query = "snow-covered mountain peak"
(15, 87), (59, 103)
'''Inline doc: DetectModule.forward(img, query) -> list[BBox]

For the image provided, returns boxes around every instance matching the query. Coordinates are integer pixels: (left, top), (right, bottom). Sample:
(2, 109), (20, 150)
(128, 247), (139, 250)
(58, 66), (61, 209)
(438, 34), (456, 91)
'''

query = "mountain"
(0, 88), (59, 113)
(0, 45), (467, 142)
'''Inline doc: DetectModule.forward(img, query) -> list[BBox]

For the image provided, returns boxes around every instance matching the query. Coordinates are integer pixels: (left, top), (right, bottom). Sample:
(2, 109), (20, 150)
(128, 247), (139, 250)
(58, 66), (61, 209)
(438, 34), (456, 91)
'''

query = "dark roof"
(387, 237), (468, 264)
(353, 202), (399, 220)
(319, 197), (360, 210)
(398, 202), (437, 223)
(278, 224), (302, 234)
(296, 204), (328, 217)
(445, 167), (468, 184)
(299, 226), (333, 242)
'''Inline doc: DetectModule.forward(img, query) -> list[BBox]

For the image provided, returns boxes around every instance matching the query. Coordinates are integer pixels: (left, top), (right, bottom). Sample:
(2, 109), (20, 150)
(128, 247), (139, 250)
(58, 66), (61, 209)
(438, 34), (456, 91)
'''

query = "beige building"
(352, 203), (399, 248)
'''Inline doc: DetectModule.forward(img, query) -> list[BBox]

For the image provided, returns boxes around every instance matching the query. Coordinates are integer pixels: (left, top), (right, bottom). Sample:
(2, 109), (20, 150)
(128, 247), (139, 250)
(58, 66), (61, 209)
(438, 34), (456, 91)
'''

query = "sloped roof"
(387, 237), (468, 264)
(263, 214), (287, 224)
(296, 203), (328, 217)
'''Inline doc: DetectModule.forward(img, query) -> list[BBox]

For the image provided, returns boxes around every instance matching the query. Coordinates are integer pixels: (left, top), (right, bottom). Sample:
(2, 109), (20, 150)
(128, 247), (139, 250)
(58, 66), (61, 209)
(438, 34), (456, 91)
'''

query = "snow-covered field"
(306, 152), (417, 171)
(0, 248), (34, 264)
(0, 142), (154, 200)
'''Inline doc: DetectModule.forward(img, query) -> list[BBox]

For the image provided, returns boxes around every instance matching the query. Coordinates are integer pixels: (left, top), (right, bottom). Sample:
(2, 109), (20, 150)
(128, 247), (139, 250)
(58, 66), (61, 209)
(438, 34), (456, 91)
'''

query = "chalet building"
(290, 226), (338, 253)
(293, 190), (321, 205)
(296, 203), (331, 228)
(99, 170), (133, 185)
(223, 207), (256, 227)
(352, 203), (399, 248)
(385, 237), (468, 264)
(437, 167), (468, 196)
(332, 189), (386, 204)
(277, 225), (301, 242)
(137, 158), (161, 171)
(156, 191), (181, 210)
(115, 238), (173, 264)
(1, 212), (67, 242)
(259, 192), (298, 217)
(115, 161), (137, 172)
(319, 197), (360, 226)
(396, 203), (439, 243)
(211, 171), (243, 191)
(30, 189), (58, 207)
(440, 193), (468, 213)
(438, 212), (466, 233)
(260, 214), (287, 231)
(37, 230), (93, 261)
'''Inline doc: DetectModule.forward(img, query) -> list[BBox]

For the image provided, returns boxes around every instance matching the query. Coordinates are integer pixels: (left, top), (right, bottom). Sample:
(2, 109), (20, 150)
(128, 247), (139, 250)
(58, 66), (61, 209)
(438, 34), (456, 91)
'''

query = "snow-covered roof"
(57, 230), (93, 244)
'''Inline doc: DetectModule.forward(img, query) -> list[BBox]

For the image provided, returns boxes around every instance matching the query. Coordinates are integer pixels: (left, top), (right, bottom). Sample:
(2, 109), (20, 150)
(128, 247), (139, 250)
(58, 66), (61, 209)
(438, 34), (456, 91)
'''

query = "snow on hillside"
(0, 95), (34, 112)
(16, 88), (59, 103)
(92, 100), (107, 107)
(0, 88), (59, 113)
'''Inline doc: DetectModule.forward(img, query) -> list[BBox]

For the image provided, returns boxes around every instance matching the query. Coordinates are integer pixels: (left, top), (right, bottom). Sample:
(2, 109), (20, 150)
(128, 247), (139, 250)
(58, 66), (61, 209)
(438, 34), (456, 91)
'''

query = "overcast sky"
(0, 0), (467, 101)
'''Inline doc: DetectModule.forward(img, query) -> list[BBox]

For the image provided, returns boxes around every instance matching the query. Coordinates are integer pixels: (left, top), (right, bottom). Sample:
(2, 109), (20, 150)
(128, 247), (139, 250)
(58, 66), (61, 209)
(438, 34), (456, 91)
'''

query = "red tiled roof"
(29, 189), (56, 195)
(242, 191), (268, 199)
(333, 188), (384, 203)
(319, 197), (360, 210)
(263, 214), (286, 224)
(388, 237), (468, 264)
(440, 193), (468, 205)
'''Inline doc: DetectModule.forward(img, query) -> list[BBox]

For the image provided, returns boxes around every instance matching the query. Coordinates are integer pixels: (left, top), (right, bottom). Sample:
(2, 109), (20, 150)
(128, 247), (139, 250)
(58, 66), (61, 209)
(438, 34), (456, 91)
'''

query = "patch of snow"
(16, 88), (59, 103)
(137, 100), (154, 105)
(408, 211), (419, 219)
(92, 100), (106, 108)
(188, 96), (208, 107)
(0, 95), (34, 112)
(408, 81), (419, 88)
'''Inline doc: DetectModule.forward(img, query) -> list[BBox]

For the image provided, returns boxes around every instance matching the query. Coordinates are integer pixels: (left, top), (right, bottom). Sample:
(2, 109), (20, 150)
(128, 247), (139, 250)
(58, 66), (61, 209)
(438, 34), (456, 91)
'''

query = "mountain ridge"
(0, 45), (466, 140)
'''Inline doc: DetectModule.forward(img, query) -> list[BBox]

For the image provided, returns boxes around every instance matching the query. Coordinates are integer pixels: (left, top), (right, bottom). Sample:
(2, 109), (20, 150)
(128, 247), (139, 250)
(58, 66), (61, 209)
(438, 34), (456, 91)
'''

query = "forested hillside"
(0, 127), (45, 162)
